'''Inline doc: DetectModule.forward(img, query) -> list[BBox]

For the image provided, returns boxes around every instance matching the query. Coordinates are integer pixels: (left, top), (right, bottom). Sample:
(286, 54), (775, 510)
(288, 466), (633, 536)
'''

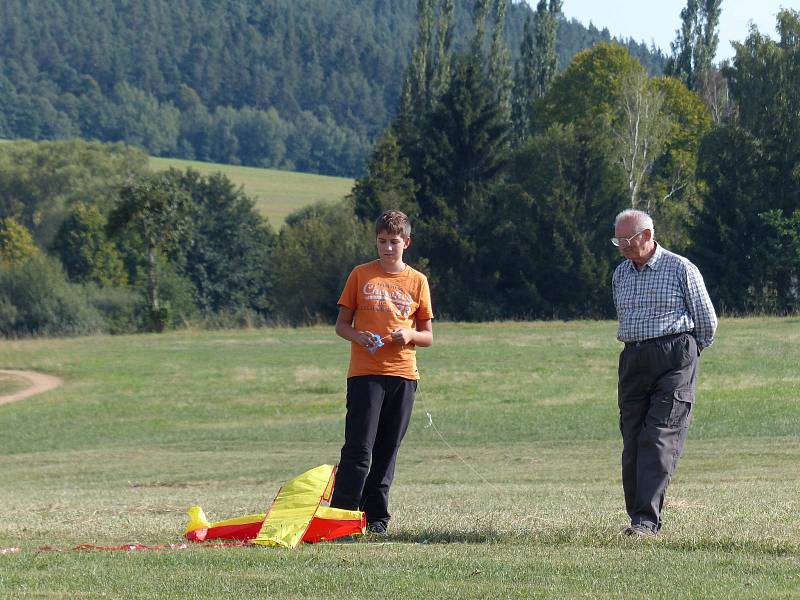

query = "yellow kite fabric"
(254, 464), (364, 549)
(184, 464), (365, 547)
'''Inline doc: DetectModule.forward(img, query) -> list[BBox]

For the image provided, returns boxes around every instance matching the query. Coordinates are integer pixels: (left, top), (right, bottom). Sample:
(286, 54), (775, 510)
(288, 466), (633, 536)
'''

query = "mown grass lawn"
(0, 372), (28, 397)
(1, 318), (798, 598)
(149, 156), (354, 227)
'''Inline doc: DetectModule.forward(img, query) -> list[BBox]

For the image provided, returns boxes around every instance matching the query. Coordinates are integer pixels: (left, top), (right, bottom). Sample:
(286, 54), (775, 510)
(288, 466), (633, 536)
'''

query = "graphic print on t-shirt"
(362, 281), (414, 318)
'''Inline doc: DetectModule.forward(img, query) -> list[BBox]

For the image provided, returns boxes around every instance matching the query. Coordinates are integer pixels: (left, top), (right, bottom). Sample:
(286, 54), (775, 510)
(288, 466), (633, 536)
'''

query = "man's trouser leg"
(619, 333), (698, 532)
(330, 376), (385, 511)
(359, 377), (416, 527)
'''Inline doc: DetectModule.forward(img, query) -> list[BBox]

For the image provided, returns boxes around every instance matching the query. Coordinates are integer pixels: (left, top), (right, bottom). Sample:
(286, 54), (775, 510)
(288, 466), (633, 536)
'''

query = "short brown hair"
(375, 210), (411, 239)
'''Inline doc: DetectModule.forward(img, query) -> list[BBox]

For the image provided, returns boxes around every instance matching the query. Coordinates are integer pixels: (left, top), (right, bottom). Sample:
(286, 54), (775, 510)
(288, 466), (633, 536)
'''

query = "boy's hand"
(356, 330), (379, 349)
(390, 328), (415, 345)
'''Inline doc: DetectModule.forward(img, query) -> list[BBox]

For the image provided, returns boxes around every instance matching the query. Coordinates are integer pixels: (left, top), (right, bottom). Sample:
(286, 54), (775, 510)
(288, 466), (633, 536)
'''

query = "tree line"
(348, 0), (800, 318)
(0, 139), (374, 335)
(0, 0), (663, 177)
(1, 2), (798, 337)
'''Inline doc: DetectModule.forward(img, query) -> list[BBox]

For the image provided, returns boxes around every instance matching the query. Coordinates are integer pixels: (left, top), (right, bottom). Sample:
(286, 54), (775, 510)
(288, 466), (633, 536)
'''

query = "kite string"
(417, 391), (502, 496)
(2, 541), (250, 554)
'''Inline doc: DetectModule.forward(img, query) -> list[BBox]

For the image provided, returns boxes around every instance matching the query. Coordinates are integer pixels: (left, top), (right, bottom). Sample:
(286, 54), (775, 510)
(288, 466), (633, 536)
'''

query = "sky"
(538, 0), (796, 61)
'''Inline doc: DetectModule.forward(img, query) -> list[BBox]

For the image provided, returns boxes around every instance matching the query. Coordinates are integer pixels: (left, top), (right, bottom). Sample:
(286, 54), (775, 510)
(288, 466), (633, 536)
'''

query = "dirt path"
(0, 370), (63, 407)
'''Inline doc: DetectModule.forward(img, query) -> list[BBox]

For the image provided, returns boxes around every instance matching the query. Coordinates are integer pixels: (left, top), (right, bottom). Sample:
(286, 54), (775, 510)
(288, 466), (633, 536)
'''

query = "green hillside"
(150, 157), (354, 227)
(1, 318), (798, 597)
(0, 0), (665, 177)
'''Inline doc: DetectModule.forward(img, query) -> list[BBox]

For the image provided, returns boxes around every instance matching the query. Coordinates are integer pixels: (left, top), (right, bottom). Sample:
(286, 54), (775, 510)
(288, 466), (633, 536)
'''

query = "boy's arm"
(335, 306), (379, 349)
(389, 319), (433, 347)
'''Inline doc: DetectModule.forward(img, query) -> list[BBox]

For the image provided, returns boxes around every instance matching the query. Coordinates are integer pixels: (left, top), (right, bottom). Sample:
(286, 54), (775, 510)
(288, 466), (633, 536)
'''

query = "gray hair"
(614, 209), (655, 239)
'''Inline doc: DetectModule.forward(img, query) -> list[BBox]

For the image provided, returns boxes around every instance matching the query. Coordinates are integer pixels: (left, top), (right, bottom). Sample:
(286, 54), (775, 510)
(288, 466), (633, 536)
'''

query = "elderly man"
(611, 209), (717, 537)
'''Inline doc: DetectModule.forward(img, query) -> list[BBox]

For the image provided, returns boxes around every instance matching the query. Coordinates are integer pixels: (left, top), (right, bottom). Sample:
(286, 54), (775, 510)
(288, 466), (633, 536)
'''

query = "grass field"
(1, 318), (798, 598)
(149, 157), (354, 227)
(0, 373), (27, 397)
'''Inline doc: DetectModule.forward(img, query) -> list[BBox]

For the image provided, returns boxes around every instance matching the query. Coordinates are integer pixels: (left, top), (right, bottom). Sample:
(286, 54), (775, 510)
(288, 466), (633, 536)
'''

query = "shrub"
(0, 256), (104, 337)
(272, 201), (373, 324)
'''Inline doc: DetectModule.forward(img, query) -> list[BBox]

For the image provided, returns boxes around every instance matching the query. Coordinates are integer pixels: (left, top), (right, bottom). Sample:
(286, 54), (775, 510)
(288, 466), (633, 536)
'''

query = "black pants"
(330, 375), (416, 527)
(618, 333), (698, 533)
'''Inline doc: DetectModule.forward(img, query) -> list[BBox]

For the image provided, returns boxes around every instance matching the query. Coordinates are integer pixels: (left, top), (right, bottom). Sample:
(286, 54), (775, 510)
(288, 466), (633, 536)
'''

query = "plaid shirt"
(612, 243), (718, 349)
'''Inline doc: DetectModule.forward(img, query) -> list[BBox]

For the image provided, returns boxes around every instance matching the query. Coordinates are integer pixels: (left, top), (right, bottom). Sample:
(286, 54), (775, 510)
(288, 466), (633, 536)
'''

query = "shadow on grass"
(655, 537), (800, 557)
(392, 529), (504, 544)
(383, 527), (800, 557)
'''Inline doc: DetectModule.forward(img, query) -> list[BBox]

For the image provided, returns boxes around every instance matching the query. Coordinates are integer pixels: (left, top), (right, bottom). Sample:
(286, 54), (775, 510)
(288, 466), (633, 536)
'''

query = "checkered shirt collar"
(625, 242), (664, 272)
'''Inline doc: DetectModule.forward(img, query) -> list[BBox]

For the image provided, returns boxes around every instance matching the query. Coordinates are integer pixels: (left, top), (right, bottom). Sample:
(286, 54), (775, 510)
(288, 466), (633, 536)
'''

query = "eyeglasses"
(611, 230), (644, 248)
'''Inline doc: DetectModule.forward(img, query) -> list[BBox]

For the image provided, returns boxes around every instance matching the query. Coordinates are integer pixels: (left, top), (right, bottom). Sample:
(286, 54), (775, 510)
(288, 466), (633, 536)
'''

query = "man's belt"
(624, 332), (690, 348)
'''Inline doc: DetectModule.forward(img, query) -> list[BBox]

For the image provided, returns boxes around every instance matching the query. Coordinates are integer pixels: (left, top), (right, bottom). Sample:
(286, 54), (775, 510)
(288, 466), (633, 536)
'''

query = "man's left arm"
(681, 262), (718, 351)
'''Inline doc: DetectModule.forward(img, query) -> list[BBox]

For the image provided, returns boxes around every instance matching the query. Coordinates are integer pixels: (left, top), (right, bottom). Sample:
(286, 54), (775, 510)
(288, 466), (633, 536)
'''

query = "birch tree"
(613, 70), (671, 210)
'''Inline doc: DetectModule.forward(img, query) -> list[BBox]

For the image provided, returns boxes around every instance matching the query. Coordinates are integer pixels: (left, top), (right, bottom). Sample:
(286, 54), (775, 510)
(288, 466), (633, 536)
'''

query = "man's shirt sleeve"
(680, 262), (718, 349)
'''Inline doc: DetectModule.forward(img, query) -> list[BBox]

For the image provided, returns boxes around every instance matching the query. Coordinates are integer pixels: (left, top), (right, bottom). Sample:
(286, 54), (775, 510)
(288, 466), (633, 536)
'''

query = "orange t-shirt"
(338, 260), (434, 380)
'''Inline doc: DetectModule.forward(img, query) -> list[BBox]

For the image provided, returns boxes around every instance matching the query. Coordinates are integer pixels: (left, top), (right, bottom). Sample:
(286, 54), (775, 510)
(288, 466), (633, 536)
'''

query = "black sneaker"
(367, 521), (388, 536)
(623, 524), (657, 537)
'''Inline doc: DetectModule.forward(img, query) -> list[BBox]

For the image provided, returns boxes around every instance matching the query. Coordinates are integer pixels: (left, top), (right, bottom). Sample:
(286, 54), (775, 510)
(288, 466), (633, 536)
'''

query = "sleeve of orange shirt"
(337, 269), (358, 310)
(415, 276), (434, 321)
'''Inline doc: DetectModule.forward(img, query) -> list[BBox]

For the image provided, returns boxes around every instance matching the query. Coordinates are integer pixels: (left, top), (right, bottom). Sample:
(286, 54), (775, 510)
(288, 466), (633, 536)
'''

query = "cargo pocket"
(652, 389), (693, 428)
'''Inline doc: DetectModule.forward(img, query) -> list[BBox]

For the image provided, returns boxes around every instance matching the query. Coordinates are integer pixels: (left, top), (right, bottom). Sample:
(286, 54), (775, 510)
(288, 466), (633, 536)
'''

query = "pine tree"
(351, 129), (419, 222)
(414, 53), (511, 316)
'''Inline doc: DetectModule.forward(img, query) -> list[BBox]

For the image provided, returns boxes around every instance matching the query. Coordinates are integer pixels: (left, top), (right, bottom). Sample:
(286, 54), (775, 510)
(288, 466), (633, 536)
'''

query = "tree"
(0, 255), (103, 337)
(470, 0), (493, 63)
(413, 53), (511, 317)
(108, 171), (193, 332)
(538, 44), (710, 252)
(479, 123), (619, 318)
(536, 43), (643, 130)
(532, 0), (561, 99)
(665, 0), (722, 90)
(512, 0), (561, 143)
(512, 14), (537, 143)
(698, 9), (800, 311)
(645, 76), (712, 251)
(106, 83), (180, 156)
(612, 69), (670, 211)
(397, 0), (455, 147)
(693, 126), (770, 312)
(760, 209), (800, 313)
(175, 170), (276, 318)
(51, 202), (128, 287)
(272, 201), (372, 324)
(0, 139), (148, 247)
(0, 217), (40, 265)
(351, 129), (419, 223)
(488, 0), (513, 121)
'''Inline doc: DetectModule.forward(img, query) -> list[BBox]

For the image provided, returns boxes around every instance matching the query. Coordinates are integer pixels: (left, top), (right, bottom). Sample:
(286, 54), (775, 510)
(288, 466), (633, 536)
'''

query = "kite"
(185, 464), (365, 548)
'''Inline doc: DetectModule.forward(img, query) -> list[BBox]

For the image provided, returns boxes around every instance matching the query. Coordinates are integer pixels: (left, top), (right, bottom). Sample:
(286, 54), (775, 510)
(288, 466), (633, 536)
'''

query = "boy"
(330, 209), (434, 535)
